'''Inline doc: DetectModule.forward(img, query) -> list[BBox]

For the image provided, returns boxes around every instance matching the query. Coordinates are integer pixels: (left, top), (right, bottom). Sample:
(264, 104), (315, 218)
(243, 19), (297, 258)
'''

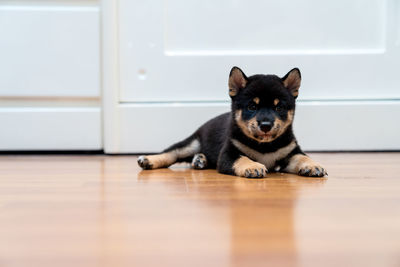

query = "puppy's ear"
(282, 68), (301, 99)
(228, 66), (248, 97)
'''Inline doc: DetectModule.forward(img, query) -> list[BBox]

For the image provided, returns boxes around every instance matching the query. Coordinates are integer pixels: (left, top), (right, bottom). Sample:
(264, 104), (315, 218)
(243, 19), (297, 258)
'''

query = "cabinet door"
(0, 5), (99, 97)
(119, 0), (398, 102)
(0, 3), (101, 150)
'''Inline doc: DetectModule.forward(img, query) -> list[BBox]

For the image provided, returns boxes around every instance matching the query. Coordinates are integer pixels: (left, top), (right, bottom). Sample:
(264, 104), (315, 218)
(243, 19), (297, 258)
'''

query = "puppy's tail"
(137, 134), (200, 169)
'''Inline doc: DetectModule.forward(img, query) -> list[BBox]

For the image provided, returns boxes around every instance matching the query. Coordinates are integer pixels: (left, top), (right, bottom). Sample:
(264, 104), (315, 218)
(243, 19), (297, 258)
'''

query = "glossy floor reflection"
(0, 153), (399, 267)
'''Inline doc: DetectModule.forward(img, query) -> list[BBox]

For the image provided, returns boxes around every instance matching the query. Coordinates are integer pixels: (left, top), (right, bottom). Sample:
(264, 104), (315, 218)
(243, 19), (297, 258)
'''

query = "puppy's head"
(229, 66), (301, 143)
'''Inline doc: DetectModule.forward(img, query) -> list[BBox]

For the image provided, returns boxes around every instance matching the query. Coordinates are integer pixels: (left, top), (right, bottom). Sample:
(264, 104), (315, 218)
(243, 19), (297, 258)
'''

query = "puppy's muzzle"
(258, 121), (273, 133)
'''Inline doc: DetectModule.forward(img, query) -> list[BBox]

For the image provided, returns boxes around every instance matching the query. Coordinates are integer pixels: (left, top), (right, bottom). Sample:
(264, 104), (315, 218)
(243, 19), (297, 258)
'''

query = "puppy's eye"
(275, 105), (284, 112)
(248, 103), (257, 112)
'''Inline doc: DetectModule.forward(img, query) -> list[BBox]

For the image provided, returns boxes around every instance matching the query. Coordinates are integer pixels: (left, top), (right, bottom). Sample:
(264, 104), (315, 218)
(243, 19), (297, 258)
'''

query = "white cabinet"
(0, 2), (101, 150)
(2, 0), (398, 152)
(104, 0), (400, 153)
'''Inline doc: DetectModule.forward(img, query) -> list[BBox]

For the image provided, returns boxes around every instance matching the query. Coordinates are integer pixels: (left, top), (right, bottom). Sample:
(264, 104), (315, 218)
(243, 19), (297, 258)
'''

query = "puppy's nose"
(259, 121), (272, 133)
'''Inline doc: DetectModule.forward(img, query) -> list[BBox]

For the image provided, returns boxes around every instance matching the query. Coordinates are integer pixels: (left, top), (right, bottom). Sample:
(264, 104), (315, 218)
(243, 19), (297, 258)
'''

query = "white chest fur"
(231, 139), (296, 169)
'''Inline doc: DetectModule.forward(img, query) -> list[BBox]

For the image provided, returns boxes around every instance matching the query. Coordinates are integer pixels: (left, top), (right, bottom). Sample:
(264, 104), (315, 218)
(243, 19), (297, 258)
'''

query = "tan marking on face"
(270, 110), (294, 140)
(284, 154), (327, 177)
(233, 155), (267, 177)
(235, 109), (295, 143)
(253, 97), (260, 104)
(257, 110), (294, 142)
(274, 98), (279, 106)
(235, 110), (259, 141)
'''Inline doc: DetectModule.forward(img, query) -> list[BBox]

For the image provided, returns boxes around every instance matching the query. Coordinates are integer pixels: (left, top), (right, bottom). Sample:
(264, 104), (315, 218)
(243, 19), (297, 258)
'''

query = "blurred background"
(1, 0), (399, 153)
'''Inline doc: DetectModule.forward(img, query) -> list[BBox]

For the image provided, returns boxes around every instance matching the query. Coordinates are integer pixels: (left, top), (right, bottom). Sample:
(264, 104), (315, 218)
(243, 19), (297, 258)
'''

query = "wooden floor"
(0, 153), (400, 267)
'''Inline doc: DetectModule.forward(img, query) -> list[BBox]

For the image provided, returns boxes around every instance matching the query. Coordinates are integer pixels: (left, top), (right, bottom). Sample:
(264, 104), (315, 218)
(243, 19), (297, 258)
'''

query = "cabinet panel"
(0, 5), (100, 97)
(165, 0), (384, 53)
(119, 0), (399, 102)
(0, 107), (101, 150)
(115, 101), (400, 153)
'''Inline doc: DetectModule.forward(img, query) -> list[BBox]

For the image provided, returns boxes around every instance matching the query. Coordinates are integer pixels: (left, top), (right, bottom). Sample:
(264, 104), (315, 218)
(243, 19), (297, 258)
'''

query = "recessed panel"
(164, 0), (385, 55)
(0, 5), (100, 97)
(115, 101), (400, 152)
(118, 0), (398, 102)
(0, 107), (101, 150)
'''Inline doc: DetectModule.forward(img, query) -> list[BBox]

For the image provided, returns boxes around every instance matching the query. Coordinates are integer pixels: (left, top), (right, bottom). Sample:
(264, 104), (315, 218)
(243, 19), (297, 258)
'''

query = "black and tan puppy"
(138, 67), (327, 178)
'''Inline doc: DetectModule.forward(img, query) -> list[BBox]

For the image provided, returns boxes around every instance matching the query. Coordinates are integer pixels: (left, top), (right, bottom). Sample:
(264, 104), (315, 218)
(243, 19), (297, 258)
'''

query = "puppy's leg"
(138, 135), (200, 170)
(217, 143), (267, 178)
(232, 156), (267, 178)
(191, 153), (208, 169)
(284, 154), (327, 177)
(137, 154), (176, 170)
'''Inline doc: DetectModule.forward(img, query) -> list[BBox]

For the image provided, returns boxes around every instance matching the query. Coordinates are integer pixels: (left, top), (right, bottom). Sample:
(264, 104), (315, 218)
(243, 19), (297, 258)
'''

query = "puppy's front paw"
(285, 154), (328, 177)
(191, 153), (207, 169)
(137, 156), (153, 170)
(298, 163), (327, 177)
(244, 165), (267, 178)
(233, 156), (267, 178)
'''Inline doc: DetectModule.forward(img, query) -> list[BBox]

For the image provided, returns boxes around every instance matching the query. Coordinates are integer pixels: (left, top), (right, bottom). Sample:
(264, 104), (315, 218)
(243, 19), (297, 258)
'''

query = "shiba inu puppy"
(138, 67), (327, 178)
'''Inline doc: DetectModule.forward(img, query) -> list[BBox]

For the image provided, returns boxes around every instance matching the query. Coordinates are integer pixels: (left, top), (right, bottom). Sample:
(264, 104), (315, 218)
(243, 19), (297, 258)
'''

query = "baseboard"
(103, 100), (400, 153)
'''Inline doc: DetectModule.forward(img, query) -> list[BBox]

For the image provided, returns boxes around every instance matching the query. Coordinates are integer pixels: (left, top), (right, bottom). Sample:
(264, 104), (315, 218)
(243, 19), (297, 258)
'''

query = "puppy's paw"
(285, 154), (328, 177)
(191, 153), (207, 170)
(298, 163), (327, 177)
(243, 165), (267, 178)
(137, 156), (153, 170)
(233, 156), (267, 178)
